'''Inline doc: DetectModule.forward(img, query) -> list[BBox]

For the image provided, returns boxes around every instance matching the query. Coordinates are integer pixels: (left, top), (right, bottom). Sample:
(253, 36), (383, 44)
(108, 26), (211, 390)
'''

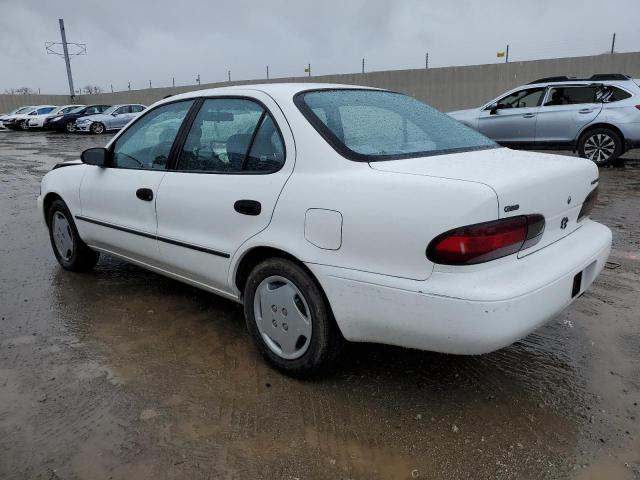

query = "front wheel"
(19, 120), (29, 131)
(65, 120), (76, 133)
(578, 128), (622, 166)
(47, 199), (99, 271)
(244, 258), (343, 377)
(90, 122), (105, 134)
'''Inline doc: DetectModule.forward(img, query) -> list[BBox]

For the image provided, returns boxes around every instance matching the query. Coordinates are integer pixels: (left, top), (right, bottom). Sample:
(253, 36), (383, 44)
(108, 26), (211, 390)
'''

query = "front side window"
(114, 106), (129, 115)
(84, 106), (99, 115)
(37, 107), (54, 115)
(111, 100), (193, 169)
(177, 98), (285, 173)
(544, 86), (598, 106)
(131, 105), (145, 113)
(494, 88), (545, 109)
(296, 89), (497, 161)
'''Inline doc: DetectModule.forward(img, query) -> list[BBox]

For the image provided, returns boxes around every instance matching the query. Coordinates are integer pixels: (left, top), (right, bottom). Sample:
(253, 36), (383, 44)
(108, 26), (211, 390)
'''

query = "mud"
(0, 130), (639, 480)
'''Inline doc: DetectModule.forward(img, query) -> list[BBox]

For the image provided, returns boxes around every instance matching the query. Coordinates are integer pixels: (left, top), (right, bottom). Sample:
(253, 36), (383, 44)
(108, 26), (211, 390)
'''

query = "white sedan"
(28, 104), (84, 129)
(38, 84), (611, 376)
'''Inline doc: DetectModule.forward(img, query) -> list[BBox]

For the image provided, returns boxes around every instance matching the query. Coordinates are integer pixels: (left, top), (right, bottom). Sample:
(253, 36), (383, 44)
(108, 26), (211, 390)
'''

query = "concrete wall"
(2, 52), (639, 114)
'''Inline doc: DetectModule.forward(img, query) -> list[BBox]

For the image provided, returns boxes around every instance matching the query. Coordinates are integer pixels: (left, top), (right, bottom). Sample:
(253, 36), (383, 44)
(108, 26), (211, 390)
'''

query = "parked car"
(449, 74), (640, 166)
(44, 104), (111, 132)
(74, 104), (146, 134)
(28, 104), (84, 129)
(3, 105), (56, 130)
(38, 84), (611, 376)
(0, 106), (35, 129)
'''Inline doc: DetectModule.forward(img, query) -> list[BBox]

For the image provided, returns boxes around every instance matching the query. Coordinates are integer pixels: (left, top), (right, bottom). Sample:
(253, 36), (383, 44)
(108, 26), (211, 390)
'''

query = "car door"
(477, 87), (546, 145)
(78, 99), (195, 264)
(110, 106), (131, 129)
(155, 92), (294, 295)
(534, 85), (603, 145)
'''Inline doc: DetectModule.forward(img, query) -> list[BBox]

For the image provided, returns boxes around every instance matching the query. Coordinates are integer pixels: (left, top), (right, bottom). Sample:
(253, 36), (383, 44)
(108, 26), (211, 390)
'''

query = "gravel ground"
(0, 130), (639, 480)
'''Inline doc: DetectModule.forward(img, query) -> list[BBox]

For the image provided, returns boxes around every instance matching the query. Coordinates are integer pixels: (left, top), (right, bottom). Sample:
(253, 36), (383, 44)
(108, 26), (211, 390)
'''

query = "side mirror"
(81, 147), (109, 167)
(489, 103), (499, 115)
(111, 112), (118, 116)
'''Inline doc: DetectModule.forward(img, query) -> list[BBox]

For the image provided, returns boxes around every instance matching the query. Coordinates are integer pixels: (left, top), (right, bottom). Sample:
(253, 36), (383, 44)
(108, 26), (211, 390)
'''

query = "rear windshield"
(295, 89), (497, 161)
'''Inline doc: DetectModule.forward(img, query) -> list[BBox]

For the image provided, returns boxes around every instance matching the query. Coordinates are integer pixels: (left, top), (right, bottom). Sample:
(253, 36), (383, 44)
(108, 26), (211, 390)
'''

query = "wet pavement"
(0, 130), (639, 480)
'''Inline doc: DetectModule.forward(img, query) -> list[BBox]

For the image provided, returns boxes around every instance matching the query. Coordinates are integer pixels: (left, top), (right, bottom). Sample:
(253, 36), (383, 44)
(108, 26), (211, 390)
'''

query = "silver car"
(74, 104), (146, 134)
(449, 74), (640, 165)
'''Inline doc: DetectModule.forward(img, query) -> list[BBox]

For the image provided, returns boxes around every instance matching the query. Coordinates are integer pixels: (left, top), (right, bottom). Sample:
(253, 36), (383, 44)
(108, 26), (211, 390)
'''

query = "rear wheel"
(578, 128), (622, 166)
(90, 122), (105, 134)
(47, 199), (99, 271)
(243, 258), (343, 377)
(65, 120), (76, 133)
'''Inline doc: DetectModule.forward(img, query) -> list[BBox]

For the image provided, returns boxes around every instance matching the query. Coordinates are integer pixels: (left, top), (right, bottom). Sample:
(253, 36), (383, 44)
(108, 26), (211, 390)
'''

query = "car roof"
(164, 83), (381, 104)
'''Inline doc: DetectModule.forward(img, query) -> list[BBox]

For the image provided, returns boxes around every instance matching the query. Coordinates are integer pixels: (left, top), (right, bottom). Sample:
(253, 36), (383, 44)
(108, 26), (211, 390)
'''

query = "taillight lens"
(635, 105), (640, 110)
(427, 214), (545, 266)
(578, 187), (598, 221)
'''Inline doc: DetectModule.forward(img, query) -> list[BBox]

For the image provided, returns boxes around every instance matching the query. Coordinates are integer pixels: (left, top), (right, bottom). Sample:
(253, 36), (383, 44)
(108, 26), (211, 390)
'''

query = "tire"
(47, 199), (99, 271)
(65, 120), (76, 133)
(578, 127), (622, 166)
(19, 120), (29, 131)
(90, 122), (105, 134)
(244, 258), (343, 377)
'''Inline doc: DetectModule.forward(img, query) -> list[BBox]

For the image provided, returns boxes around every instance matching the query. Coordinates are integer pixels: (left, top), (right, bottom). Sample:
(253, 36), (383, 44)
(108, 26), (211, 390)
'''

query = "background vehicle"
(44, 104), (111, 132)
(74, 104), (146, 134)
(449, 74), (640, 166)
(38, 84), (610, 376)
(2, 105), (56, 130)
(28, 104), (84, 129)
(0, 106), (35, 129)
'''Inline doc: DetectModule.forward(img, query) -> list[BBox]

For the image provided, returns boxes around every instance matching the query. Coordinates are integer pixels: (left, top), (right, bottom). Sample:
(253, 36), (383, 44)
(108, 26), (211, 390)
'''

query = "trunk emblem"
(504, 204), (519, 213)
(560, 217), (569, 230)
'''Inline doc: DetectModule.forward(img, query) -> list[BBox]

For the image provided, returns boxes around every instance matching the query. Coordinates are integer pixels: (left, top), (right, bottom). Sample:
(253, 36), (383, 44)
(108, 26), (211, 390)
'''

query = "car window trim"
(168, 95), (287, 175)
(105, 97), (199, 171)
(541, 84), (616, 107)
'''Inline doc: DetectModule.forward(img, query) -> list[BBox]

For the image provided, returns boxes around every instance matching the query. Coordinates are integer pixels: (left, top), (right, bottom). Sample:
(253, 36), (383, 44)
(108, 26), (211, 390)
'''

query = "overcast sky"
(1, 0), (639, 94)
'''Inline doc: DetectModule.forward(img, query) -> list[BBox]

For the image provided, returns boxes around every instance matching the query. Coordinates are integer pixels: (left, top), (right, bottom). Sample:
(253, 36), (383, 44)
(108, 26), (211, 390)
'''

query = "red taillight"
(578, 187), (598, 221)
(427, 215), (545, 265)
(635, 105), (640, 110)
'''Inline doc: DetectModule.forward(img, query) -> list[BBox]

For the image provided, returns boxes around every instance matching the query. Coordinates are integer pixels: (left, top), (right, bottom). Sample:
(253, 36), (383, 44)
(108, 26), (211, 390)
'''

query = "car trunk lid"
(369, 147), (599, 256)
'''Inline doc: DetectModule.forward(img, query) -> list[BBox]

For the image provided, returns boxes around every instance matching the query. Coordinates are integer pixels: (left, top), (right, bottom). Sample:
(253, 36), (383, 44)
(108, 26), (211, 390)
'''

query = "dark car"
(44, 104), (112, 132)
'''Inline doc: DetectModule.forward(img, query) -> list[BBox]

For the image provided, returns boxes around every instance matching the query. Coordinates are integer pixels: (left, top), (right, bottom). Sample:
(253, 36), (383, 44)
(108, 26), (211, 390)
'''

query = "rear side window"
(545, 86), (598, 106)
(296, 89), (496, 161)
(598, 86), (632, 102)
(176, 98), (285, 173)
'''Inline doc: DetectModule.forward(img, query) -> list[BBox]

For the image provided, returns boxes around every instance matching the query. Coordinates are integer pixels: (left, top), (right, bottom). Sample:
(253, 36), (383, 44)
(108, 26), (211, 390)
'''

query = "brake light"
(635, 105), (640, 110)
(578, 187), (598, 221)
(426, 214), (545, 265)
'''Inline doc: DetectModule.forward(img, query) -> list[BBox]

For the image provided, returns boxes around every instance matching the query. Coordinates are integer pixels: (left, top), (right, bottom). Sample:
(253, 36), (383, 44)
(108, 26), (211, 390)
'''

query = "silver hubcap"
(253, 276), (312, 360)
(584, 133), (615, 164)
(66, 122), (75, 132)
(92, 123), (103, 133)
(52, 212), (74, 261)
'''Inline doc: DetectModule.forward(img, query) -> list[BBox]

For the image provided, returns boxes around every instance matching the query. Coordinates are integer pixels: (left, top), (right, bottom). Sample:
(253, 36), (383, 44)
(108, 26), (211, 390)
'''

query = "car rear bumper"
(309, 220), (611, 355)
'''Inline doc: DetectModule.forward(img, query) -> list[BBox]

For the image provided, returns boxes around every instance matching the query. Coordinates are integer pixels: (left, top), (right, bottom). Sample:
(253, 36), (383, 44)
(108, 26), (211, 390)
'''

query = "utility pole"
(172, 77), (175, 87)
(110, 84), (113, 93)
(266, 65), (269, 80)
(505, 44), (509, 63)
(196, 74), (200, 85)
(59, 19), (74, 97)
(425, 52), (429, 69)
(228, 70), (231, 82)
(362, 58), (365, 74)
(308, 63), (311, 77)
(128, 82), (131, 90)
(45, 19), (86, 99)
(611, 33), (616, 54)
(149, 80), (152, 89)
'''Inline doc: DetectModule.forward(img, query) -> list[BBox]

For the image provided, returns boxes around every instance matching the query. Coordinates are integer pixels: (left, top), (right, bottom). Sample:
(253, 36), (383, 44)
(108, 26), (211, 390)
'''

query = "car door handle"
(522, 113), (536, 118)
(136, 188), (154, 202)
(234, 199), (261, 216)
(579, 109), (593, 114)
